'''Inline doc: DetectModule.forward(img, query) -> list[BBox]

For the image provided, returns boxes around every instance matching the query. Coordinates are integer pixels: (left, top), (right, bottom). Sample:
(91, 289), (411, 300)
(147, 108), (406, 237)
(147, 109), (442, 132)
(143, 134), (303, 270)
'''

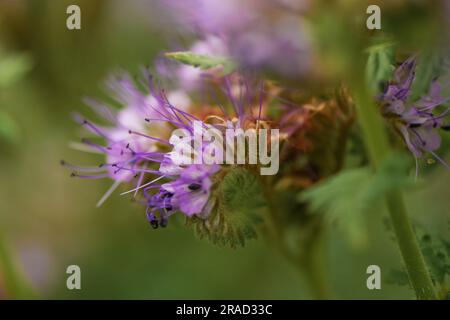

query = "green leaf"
(410, 50), (443, 101)
(0, 53), (33, 87)
(298, 153), (415, 248)
(387, 227), (450, 295)
(386, 269), (410, 287)
(165, 51), (236, 74)
(0, 111), (20, 143)
(189, 168), (265, 247)
(299, 167), (372, 247)
(365, 42), (395, 93)
(415, 227), (450, 286)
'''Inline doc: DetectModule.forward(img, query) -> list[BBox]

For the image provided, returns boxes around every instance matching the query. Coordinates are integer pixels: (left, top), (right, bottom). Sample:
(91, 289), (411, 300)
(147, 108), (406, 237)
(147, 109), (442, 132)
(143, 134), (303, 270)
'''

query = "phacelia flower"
(64, 69), (194, 203)
(379, 57), (450, 169)
(64, 70), (275, 235)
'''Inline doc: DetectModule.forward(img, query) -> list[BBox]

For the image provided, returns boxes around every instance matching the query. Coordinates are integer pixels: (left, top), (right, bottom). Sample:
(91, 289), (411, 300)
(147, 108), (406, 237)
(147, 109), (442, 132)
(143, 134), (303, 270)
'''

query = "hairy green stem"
(352, 82), (437, 300)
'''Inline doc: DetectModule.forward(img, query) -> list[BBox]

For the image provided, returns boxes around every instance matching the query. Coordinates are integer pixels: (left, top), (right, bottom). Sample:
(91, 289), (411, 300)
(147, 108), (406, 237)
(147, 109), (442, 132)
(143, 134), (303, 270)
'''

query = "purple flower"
(379, 58), (450, 167)
(160, 0), (312, 77)
(147, 164), (220, 227)
(177, 36), (229, 91)
(64, 70), (267, 228)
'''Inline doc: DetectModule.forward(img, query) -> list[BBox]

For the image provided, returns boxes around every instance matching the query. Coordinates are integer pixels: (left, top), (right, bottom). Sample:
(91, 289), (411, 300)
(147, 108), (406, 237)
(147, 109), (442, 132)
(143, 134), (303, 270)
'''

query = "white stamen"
(120, 175), (166, 196)
(96, 179), (122, 208)
(134, 164), (147, 198)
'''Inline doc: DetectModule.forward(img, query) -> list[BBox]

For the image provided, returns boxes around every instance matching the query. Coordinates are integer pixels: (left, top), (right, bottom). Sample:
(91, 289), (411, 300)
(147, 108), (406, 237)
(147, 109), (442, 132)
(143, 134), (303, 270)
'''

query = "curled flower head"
(379, 58), (450, 168)
(64, 70), (282, 242)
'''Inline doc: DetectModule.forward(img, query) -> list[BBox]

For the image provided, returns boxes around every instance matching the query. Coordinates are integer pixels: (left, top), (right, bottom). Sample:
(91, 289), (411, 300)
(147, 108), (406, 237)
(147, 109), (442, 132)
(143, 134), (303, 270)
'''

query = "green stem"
(385, 192), (437, 299)
(261, 177), (332, 299)
(299, 228), (333, 300)
(0, 232), (36, 299)
(352, 82), (437, 300)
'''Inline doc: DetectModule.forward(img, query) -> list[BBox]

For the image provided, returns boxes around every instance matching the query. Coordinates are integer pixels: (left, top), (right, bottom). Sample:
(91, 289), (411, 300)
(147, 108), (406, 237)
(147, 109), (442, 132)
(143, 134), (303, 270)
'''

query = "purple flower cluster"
(379, 58), (450, 167)
(64, 71), (268, 228)
(64, 71), (223, 227)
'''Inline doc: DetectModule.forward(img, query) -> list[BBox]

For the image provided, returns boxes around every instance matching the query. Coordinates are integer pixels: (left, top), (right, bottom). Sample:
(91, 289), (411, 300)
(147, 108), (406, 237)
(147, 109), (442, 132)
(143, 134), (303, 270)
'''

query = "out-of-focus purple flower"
(161, 0), (312, 77)
(177, 36), (229, 91)
(81, 73), (190, 181)
(379, 58), (450, 167)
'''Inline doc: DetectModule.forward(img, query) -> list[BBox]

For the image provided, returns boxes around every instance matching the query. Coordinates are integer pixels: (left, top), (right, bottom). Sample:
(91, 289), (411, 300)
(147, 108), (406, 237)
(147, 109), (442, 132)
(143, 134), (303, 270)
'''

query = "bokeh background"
(0, 0), (448, 299)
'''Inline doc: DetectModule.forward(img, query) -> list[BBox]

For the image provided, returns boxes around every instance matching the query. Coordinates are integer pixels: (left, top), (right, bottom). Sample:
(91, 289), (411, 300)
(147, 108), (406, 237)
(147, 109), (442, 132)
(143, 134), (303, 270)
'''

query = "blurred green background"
(0, 0), (448, 299)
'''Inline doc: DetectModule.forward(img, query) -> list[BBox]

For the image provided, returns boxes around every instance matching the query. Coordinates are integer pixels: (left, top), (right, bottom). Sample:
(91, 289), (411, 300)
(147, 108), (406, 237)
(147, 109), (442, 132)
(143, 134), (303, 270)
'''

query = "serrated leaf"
(415, 227), (450, 286)
(0, 53), (33, 87)
(299, 167), (372, 247)
(388, 228), (450, 295)
(189, 168), (266, 247)
(298, 153), (415, 248)
(165, 51), (236, 74)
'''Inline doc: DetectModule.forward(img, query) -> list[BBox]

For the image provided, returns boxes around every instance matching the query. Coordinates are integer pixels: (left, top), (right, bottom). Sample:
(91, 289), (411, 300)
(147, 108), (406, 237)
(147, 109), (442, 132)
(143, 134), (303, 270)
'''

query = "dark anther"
(160, 219), (168, 228)
(98, 163), (104, 168)
(150, 219), (159, 229)
(165, 205), (173, 211)
(378, 81), (387, 92)
(145, 118), (150, 122)
(60, 160), (66, 165)
(82, 119), (88, 124)
(442, 125), (450, 131)
(126, 143), (130, 148)
(409, 123), (422, 128)
(162, 192), (173, 198)
(70, 172), (76, 177)
(128, 130), (132, 134)
(188, 183), (201, 191)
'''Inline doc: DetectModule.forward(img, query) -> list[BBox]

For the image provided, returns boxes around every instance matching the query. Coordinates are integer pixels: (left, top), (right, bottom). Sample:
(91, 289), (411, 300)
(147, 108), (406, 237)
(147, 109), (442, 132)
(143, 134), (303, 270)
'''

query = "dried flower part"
(278, 88), (355, 180)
